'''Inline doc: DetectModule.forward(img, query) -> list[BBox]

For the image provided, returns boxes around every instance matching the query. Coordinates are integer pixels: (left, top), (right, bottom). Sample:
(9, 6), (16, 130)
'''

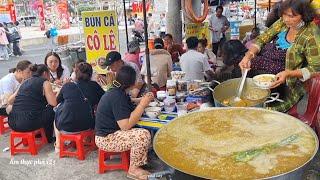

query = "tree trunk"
(166, 0), (182, 44)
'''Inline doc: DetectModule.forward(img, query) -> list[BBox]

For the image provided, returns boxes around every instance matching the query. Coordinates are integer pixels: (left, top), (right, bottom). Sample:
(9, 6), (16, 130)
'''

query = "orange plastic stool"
(10, 128), (48, 156)
(98, 149), (130, 174)
(0, 115), (10, 135)
(148, 39), (155, 50)
(59, 130), (96, 160)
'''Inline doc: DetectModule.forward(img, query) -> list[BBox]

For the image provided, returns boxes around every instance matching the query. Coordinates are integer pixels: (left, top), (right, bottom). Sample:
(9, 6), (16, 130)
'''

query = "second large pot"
(213, 78), (273, 107)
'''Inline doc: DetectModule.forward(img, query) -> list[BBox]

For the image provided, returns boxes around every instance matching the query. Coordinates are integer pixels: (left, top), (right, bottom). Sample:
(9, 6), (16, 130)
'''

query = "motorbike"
(131, 29), (144, 43)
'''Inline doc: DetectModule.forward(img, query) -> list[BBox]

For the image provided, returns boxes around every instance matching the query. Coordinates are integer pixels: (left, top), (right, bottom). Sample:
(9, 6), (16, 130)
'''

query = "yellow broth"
(154, 109), (317, 179)
(222, 96), (258, 107)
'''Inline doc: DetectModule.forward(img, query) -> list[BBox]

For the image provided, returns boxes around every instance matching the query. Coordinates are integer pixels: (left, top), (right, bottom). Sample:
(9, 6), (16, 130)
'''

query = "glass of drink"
(176, 102), (188, 116)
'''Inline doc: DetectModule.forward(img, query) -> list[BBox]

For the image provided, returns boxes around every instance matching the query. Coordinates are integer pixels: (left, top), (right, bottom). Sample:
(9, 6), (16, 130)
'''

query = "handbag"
(55, 82), (93, 125)
(73, 82), (94, 119)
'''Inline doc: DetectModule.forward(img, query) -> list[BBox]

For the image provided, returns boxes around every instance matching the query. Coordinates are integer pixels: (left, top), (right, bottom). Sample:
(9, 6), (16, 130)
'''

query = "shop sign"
(82, 10), (119, 74)
(185, 22), (211, 44)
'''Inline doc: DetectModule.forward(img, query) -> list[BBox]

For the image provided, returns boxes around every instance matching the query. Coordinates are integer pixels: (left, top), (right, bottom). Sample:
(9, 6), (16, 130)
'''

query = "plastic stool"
(59, 130), (96, 160)
(10, 128), (48, 156)
(98, 149), (130, 174)
(0, 115), (10, 135)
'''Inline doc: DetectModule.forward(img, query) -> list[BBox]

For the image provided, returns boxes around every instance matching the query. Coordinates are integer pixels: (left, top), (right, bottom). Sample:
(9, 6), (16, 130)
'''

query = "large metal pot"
(153, 107), (319, 180)
(213, 78), (280, 107)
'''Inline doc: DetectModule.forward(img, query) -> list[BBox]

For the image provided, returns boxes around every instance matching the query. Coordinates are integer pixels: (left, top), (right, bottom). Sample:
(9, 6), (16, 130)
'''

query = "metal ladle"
(234, 69), (249, 102)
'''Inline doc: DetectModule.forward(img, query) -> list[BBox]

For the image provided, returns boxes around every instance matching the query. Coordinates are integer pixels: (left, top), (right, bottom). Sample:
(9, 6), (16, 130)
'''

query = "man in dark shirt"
(163, 33), (185, 63)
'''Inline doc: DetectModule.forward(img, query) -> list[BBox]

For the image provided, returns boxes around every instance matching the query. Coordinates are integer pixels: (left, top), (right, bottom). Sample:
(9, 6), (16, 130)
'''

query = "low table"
(136, 112), (177, 131)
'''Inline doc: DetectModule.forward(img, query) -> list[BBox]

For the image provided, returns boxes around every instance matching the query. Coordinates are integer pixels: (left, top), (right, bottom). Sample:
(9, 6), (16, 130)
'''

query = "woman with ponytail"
(8, 64), (57, 142)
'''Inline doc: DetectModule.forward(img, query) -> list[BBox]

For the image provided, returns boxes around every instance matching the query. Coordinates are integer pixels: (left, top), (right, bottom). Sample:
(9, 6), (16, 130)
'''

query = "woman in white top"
(44, 52), (70, 85)
(0, 60), (32, 115)
(198, 38), (217, 64)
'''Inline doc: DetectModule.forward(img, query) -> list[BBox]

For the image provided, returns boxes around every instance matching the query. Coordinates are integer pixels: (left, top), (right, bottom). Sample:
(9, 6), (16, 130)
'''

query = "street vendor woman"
(95, 65), (153, 180)
(239, 0), (320, 112)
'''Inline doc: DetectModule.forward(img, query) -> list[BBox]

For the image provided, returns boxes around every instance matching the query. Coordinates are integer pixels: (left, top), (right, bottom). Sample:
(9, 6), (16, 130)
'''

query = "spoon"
(234, 69), (249, 102)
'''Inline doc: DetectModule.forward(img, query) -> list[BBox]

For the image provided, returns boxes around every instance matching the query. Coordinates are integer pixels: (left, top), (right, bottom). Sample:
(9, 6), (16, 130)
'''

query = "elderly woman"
(239, 0), (320, 112)
(95, 65), (153, 180)
(124, 40), (141, 69)
(8, 64), (57, 142)
(44, 52), (70, 85)
(54, 62), (104, 152)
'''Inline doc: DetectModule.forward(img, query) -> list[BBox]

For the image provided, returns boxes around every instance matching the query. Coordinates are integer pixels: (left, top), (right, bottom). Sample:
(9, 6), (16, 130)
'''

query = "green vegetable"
(234, 134), (299, 162)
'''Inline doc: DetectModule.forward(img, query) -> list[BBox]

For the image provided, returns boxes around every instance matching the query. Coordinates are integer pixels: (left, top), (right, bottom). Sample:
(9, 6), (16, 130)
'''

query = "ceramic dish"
(253, 74), (276, 89)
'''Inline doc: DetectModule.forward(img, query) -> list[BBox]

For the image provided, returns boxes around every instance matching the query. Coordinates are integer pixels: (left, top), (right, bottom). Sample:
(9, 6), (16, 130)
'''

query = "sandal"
(127, 170), (150, 180)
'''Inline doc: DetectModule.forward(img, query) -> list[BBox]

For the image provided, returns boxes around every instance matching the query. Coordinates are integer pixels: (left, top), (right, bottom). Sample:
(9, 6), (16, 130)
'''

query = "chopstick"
(141, 117), (171, 123)
(140, 118), (168, 124)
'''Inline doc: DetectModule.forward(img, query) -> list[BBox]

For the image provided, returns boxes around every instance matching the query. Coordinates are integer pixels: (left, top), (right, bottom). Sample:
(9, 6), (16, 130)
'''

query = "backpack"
(9, 27), (21, 42)
(45, 30), (51, 38)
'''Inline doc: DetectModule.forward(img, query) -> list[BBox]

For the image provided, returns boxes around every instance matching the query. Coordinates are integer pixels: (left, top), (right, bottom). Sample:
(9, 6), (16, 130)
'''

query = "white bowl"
(145, 107), (162, 119)
(149, 101), (165, 108)
(171, 71), (186, 80)
(253, 74), (276, 89)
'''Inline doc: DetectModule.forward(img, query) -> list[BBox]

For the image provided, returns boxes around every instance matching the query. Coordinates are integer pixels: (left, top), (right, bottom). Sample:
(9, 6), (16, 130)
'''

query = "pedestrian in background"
(147, 13), (156, 38)
(48, 21), (58, 51)
(11, 21), (22, 57)
(159, 13), (166, 38)
(0, 23), (9, 61)
(209, 5), (230, 57)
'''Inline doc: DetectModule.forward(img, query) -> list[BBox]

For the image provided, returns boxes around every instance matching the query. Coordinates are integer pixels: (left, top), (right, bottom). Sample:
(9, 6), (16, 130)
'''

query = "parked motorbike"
(131, 30), (144, 43)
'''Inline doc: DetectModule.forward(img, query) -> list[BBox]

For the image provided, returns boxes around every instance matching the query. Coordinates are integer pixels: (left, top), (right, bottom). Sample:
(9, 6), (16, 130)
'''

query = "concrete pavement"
(19, 24), (134, 47)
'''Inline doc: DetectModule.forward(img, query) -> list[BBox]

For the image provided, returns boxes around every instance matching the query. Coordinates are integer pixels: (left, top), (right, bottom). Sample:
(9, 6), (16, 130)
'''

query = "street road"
(0, 28), (131, 77)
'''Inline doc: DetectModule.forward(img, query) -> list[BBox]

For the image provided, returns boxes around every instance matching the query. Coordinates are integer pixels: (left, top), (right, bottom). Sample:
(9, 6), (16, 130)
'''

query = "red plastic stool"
(59, 130), (96, 160)
(98, 149), (130, 174)
(0, 115), (10, 135)
(10, 128), (48, 156)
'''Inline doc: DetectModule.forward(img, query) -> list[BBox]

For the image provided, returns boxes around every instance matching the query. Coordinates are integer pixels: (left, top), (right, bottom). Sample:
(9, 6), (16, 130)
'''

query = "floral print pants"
(95, 128), (151, 167)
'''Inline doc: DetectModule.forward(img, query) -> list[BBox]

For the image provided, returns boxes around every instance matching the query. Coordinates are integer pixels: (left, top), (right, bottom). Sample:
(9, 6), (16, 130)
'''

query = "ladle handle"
(237, 69), (249, 98)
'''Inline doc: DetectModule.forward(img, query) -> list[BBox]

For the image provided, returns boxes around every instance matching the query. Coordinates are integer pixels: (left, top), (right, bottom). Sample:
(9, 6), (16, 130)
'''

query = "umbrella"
(269, 0), (271, 11)
(254, 0), (257, 28)
(122, 0), (129, 52)
(142, 0), (152, 91)
(122, 0), (152, 91)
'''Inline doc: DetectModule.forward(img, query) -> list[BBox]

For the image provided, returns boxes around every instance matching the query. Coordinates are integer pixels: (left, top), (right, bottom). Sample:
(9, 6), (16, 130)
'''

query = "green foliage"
(78, 5), (97, 16)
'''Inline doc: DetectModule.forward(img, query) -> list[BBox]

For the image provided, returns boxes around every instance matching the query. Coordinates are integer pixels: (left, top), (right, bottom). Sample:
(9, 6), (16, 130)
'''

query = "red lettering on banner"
(103, 35), (109, 50)
(87, 35), (93, 50)
(93, 34), (100, 50)
(109, 30), (116, 50)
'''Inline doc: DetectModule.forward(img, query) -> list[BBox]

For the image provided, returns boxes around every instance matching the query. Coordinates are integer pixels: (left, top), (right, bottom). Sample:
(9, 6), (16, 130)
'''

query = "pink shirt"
(124, 52), (141, 69)
(0, 27), (8, 45)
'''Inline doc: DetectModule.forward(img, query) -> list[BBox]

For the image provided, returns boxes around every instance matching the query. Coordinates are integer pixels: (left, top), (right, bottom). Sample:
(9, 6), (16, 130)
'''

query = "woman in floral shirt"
(239, 0), (320, 112)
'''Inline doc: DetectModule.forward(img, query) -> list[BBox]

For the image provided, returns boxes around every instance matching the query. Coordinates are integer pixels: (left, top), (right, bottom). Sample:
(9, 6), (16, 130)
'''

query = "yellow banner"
(82, 10), (119, 74)
(311, 0), (320, 14)
(185, 22), (211, 44)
